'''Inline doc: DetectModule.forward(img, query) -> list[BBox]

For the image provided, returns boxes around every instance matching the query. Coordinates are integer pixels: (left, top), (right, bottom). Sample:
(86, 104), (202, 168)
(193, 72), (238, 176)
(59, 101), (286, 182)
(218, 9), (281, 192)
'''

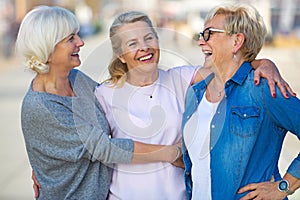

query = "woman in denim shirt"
(182, 3), (300, 200)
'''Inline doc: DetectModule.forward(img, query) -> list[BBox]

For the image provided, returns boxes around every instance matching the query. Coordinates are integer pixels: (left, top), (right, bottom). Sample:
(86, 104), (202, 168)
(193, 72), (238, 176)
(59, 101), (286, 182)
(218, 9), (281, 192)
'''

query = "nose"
(197, 36), (205, 46)
(75, 35), (84, 47)
(138, 40), (149, 51)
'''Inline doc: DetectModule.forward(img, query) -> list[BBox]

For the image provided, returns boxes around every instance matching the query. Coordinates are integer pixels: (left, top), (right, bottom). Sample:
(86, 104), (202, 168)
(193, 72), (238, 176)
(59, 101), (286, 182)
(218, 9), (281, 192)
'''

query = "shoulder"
(70, 69), (97, 84)
(70, 69), (99, 91)
(160, 65), (198, 83)
(95, 82), (114, 94)
(165, 65), (197, 74)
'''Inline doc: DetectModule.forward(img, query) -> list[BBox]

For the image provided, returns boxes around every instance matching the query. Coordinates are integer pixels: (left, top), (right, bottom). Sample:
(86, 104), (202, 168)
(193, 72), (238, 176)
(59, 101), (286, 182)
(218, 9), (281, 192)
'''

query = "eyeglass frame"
(198, 28), (226, 42)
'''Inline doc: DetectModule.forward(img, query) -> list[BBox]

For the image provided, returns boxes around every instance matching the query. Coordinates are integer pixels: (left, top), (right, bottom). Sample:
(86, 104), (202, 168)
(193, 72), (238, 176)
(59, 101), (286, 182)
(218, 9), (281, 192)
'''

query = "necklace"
(209, 79), (224, 99)
(135, 85), (156, 99)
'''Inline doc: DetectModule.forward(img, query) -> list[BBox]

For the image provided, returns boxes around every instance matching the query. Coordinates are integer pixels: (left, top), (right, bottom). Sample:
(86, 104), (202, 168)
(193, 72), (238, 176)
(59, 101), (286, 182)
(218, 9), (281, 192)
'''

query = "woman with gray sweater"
(16, 6), (182, 199)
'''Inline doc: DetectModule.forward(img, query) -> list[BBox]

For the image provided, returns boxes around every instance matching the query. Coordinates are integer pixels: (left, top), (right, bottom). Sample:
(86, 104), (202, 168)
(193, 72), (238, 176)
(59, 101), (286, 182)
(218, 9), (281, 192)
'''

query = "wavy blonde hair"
(205, 3), (267, 61)
(105, 11), (158, 87)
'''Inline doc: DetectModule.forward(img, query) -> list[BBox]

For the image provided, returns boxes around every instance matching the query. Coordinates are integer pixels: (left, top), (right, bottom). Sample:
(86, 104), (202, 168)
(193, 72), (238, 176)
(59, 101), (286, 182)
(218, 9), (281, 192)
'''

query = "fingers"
(262, 75), (277, 98)
(238, 184), (258, 200)
(31, 169), (41, 198)
(253, 70), (261, 86)
(253, 69), (277, 98)
(33, 183), (40, 198)
(239, 190), (259, 200)
(276, 79), (296, 98)
(238, 183), (257, 194)
(254, 70), (296, 98)
(31, 170), (41, 188)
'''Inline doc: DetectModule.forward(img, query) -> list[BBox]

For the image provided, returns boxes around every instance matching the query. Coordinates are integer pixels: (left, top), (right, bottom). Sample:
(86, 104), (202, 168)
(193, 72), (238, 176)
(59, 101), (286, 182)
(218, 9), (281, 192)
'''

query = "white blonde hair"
(16, 6), (80, 73)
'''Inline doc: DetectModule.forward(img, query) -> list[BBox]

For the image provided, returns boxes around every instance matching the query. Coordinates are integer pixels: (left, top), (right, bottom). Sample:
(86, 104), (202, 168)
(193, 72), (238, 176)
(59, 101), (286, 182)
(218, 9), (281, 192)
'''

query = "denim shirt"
(182, 62), (300, 200)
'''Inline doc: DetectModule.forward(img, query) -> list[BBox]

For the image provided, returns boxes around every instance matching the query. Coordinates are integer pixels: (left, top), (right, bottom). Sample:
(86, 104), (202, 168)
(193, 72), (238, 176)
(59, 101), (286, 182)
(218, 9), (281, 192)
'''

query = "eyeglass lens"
(199, 28), (211, 42)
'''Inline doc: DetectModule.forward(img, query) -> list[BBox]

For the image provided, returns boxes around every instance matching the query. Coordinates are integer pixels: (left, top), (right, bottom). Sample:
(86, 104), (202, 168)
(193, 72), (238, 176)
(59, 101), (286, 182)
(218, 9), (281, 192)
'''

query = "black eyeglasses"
(199, 28), (225, 42)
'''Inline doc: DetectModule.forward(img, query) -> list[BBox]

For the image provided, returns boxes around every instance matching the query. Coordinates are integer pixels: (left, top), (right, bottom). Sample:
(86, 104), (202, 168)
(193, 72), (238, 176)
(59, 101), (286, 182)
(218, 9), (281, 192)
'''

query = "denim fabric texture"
(182, 62), (300, 200)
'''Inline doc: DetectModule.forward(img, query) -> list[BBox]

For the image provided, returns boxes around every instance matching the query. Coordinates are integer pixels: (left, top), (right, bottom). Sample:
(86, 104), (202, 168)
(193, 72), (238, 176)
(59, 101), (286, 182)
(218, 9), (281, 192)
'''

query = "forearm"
(131, 141), (179, 164)
(192, 66), (212, 84)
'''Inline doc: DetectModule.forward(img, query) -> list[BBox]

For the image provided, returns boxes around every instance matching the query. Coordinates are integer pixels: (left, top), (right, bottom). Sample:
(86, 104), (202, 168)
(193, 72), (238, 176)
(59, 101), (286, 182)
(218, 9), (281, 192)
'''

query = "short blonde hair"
(16, 6), (80, 73)
(205, 4), (267, 61)
(106, 11), (158, 87)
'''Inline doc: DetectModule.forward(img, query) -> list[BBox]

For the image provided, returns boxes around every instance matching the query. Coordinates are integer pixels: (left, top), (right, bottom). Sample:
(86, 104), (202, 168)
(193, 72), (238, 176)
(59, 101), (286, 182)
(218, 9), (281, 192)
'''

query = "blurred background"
(0, 0), (299, 199)
(1, 0), (300, 60)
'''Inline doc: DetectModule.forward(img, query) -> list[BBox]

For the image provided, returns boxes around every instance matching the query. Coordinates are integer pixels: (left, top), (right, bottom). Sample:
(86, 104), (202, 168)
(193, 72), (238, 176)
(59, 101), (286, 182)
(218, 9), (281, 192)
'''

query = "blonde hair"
(16, 6), (80, 73)
(205, 4), (267, 61)
(106, 11), (158, 87)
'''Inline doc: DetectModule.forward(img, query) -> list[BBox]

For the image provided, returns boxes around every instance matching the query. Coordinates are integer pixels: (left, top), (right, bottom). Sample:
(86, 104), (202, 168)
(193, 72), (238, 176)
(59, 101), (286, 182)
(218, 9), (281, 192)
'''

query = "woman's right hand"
(32, 170), (41, 198)
(171, 143), (184, 169)
(171, 156), (185, 169)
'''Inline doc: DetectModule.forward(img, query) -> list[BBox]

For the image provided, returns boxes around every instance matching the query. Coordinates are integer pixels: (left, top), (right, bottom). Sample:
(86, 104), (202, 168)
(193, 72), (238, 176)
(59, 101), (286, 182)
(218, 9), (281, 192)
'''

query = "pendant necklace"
(135, 84), (156, 99)
(211, 80), (223, 98)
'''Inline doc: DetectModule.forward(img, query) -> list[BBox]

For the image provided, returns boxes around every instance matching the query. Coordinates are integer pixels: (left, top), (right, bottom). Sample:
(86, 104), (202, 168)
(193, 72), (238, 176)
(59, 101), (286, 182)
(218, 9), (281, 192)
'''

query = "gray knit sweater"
(21, 69), (133, 200)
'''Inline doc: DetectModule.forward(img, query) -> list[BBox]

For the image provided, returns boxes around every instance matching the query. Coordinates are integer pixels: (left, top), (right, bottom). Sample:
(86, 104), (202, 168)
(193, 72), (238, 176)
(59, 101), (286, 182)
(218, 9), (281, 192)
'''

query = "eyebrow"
(125, 38), (137, 46)
(124, 32), (154, 44)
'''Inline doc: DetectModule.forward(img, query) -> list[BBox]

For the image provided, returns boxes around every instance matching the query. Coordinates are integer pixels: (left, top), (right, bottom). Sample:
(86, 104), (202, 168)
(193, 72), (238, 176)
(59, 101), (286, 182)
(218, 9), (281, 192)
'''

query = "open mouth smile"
(138, 53), (153, 61)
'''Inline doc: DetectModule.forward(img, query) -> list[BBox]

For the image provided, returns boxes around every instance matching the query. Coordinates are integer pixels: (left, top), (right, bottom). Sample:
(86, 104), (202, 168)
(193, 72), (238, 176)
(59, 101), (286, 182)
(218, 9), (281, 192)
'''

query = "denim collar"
(229, 61), (252, 86)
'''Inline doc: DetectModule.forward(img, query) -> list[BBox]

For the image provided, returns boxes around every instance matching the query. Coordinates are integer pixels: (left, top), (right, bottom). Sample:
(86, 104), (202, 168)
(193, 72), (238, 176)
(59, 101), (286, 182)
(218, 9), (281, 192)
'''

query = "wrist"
(277, 179), (294, 196)
(171, 146), (182, 163)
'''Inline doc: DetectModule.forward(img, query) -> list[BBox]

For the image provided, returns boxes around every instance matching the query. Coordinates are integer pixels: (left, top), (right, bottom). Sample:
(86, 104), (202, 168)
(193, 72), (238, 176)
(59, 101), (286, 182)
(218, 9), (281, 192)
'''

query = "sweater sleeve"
(21, 71), (134, 168)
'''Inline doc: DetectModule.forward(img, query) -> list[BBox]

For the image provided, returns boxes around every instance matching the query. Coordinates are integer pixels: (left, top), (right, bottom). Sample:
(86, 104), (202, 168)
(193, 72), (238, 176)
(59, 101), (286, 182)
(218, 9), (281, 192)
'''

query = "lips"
(137, 53), (153, 61)
(202, 50), (212, 57)
(71, 52), (79, 57)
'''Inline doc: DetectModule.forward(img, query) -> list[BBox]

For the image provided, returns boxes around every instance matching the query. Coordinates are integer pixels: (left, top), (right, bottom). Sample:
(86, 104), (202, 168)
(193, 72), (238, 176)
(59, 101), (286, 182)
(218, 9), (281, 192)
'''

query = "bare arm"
(192, 59), (296, 98)
(131, 141), (181, 164)
(251, 58), (296, 98)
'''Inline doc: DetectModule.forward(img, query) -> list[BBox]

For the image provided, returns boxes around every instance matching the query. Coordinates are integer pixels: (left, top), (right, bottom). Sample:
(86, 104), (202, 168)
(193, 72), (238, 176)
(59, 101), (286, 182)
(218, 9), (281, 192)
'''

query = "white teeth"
(203, 51), (212, 56)
(139, 54), (152, 61)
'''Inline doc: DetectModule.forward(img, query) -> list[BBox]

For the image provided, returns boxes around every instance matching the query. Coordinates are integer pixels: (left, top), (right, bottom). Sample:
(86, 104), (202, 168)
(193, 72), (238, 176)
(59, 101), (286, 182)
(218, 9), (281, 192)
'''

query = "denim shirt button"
(243, 114), (247, 117)
(217, 111), (220, 114)
(211, 124), (215, 129)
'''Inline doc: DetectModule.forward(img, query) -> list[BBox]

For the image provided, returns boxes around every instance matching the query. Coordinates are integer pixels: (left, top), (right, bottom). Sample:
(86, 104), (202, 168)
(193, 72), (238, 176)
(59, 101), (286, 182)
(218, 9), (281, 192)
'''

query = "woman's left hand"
(237, 181), (287, 200)
(253, 59), (296, 98)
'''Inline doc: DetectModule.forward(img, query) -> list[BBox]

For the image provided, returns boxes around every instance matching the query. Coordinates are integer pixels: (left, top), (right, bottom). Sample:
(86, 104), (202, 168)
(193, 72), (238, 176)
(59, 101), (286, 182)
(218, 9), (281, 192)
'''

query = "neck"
(213, 58), (245, 84)
(126, 69), (159, 87)
(33, 70), (74, 96)
(206, 58), (244, 103)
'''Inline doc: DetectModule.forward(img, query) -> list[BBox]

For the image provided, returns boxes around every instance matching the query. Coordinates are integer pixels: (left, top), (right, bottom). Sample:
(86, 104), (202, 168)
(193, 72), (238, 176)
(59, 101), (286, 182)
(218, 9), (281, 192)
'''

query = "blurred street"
(0, 29), (300, 199)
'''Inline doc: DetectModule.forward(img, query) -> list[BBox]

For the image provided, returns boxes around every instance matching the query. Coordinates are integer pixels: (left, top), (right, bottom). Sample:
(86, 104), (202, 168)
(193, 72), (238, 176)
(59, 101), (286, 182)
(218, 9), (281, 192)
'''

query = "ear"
(47, 53), (53, 63)
(232, 33), (245, 53)
(118, 55), (126, 64)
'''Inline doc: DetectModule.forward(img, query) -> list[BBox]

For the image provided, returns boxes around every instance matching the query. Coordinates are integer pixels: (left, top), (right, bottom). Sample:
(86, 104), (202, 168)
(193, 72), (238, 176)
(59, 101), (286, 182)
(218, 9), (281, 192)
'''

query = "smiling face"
(117, 21), (160, 73)
(198, 14), (234, 70)
(47, 31), (84, 73)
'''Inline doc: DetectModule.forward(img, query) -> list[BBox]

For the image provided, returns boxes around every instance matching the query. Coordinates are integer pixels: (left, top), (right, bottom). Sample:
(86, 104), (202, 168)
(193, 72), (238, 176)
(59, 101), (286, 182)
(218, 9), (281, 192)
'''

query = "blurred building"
(0, 0), (299, 58)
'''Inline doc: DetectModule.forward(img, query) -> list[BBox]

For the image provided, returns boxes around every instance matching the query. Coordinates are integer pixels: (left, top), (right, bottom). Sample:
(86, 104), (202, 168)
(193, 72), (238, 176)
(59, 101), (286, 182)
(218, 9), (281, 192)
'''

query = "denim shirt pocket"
(230, 106), (260, 137)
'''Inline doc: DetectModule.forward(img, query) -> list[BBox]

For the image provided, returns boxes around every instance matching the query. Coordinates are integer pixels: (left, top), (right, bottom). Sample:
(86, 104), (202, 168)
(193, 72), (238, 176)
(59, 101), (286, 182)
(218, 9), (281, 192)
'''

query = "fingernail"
(293, 92), (297, 96)
(272, 93), (276, 98)
(254, 80), (258, 85)
(285, 93), (289, 98)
